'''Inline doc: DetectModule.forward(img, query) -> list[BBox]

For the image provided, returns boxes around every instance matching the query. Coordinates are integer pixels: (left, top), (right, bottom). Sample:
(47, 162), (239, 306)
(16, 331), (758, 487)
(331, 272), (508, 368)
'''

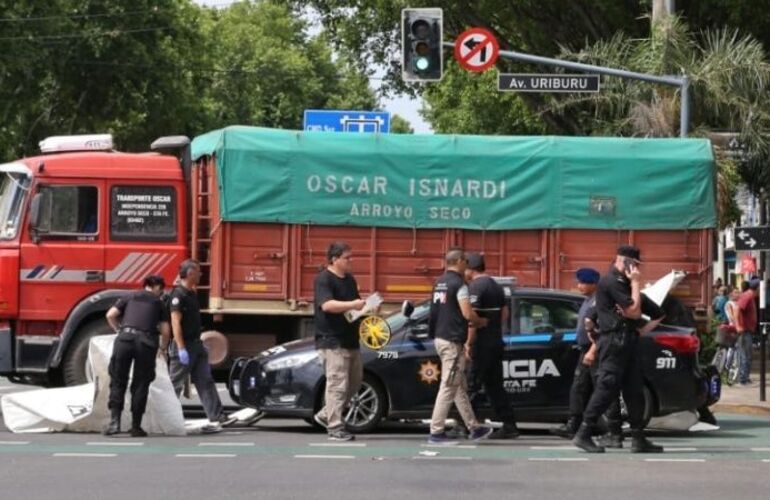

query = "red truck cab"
(0, 134), (188, 385)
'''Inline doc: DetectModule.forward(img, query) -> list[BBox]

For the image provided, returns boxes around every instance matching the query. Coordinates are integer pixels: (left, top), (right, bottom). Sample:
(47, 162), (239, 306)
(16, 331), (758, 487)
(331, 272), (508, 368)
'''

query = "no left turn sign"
(454, 27), (499, 72)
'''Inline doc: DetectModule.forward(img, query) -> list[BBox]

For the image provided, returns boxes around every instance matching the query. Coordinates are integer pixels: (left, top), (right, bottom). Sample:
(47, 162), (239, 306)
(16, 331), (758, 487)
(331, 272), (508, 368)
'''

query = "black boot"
(572, 423), (605, 453)
(630, 431), (663, 453)
(491, 422), (520, 439)
(597, 432), (623, 449)
(130, 414), (148, 438)
(103, 410), (121, 436)
(550, 417), (579, 439)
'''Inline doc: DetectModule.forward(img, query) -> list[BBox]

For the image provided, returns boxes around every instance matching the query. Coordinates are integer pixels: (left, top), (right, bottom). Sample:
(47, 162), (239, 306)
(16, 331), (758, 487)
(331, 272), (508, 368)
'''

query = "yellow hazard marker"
(359, 315), (392, 350)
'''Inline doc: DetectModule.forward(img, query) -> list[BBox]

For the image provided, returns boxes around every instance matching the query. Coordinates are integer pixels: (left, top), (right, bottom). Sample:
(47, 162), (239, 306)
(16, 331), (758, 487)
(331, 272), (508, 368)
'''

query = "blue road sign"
(303, 110), (391, 133)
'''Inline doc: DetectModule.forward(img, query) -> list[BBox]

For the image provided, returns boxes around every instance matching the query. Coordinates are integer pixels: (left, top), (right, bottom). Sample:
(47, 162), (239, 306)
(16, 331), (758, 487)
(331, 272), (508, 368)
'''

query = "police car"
(228, 286), (720, 433)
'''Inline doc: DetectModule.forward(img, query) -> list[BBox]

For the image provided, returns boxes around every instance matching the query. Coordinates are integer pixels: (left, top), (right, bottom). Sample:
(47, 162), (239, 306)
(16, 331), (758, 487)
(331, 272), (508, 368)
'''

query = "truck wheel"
(62, 319), (113, 386)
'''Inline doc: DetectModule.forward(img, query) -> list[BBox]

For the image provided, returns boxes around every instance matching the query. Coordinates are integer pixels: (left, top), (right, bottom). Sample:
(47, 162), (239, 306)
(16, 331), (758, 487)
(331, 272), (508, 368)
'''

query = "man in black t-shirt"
(168, 259), (231, 429)
(465, 253), (519, 439)
(313, 242), (366, 442)
(104, 275), (169, 437)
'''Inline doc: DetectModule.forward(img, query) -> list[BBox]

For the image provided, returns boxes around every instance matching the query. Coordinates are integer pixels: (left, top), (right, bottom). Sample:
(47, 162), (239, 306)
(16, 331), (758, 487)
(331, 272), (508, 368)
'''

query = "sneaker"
(446, 425), (468, 439)
(490, 423), (520, 439)
(427, 432), (459, 445)
(470, 425), (494, 442)
(596, 433), (623, 449)
(201, 423), (223, 434)
(215, 414), (238, 427)
(314, 412), (328, 429)
(130, 427), (148, 438)
(328, 430), (355, 441)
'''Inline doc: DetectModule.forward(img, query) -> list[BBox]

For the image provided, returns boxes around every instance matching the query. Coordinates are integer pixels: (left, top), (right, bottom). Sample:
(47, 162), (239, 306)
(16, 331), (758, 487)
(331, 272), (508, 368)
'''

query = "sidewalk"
(712, 371), (770, 417)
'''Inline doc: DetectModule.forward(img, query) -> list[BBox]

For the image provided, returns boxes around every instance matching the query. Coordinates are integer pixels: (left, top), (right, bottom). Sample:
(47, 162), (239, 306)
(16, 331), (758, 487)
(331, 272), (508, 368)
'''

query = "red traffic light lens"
(411, 19), (431, 39)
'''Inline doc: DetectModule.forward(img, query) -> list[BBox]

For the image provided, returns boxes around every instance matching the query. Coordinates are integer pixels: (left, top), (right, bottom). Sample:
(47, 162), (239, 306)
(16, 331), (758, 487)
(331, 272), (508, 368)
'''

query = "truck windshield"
(0, 171), (29, 239)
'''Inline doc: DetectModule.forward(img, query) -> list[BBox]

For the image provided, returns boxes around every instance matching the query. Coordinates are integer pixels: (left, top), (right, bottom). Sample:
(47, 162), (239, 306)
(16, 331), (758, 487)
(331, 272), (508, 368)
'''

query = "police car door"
(506, 295), (581, 409)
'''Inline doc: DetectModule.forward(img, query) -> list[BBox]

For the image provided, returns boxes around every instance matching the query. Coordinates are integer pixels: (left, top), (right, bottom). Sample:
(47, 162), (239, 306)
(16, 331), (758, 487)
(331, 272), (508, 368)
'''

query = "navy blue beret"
(576, 268), (600, 284)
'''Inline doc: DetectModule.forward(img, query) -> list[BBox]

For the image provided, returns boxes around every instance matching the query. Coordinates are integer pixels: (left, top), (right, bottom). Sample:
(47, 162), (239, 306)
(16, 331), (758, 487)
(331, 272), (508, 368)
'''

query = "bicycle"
(711, 324), (740, 385)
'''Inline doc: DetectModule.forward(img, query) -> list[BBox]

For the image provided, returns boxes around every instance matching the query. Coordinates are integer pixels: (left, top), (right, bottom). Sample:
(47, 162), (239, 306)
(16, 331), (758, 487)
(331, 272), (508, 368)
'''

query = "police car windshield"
(0, 172), (29, 240)
(386, 301), (430, 331)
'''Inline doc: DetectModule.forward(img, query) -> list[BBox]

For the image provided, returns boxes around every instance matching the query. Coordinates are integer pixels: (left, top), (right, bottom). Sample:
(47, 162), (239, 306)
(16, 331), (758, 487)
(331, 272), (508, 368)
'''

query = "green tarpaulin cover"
(191, 126), (716, 230)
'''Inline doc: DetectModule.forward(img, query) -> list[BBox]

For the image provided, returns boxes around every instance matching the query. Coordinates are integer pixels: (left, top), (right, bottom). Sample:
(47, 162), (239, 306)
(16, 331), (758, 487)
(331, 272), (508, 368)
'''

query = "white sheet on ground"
(1, 334), (186, 435)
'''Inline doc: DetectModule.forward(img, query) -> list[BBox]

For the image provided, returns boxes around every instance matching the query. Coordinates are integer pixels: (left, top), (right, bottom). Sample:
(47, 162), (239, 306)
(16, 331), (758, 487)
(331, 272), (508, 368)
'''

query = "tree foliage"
(0, 0), (378, 158)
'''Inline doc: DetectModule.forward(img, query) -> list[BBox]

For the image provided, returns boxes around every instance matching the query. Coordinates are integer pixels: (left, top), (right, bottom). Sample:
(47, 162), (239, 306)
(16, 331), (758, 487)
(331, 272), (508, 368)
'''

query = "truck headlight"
(264, 351), (317, 371)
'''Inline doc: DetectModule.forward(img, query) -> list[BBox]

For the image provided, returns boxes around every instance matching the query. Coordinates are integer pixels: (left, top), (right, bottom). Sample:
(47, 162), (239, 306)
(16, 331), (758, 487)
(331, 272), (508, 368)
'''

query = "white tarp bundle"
(1, 334), (186, 435)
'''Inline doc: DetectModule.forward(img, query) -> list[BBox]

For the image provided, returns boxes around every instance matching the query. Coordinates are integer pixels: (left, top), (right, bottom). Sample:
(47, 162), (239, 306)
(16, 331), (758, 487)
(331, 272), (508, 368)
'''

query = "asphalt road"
(2, 380), (770, 500)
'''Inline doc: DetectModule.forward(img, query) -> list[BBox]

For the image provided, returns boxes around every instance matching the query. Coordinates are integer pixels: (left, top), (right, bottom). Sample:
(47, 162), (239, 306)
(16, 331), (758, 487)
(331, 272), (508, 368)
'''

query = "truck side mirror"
(28, 191), (50, 242)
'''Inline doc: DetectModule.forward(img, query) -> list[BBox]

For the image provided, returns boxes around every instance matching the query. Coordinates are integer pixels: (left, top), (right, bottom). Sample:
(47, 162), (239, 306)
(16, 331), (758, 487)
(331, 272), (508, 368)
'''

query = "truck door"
(105, 183), (184, 288)
(19, 181), (105, 321)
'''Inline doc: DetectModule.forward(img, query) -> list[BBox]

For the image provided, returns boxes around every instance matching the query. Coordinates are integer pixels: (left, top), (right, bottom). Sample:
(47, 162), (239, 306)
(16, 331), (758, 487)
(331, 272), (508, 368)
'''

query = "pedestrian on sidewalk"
(712, 286), (729, 322)
(313, 242), (366, 442)
(734, 277), (760, 385)
(465, 252), (520, 439)
(427, 248), (493, 445)
(168, 259), (234, 429)
(104, 275), (170, 437)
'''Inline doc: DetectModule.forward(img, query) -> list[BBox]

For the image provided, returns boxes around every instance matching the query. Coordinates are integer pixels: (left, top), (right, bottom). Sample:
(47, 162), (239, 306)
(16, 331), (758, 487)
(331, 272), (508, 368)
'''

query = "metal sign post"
(761, 280), (767, 402)
(444, 41), (691, 137)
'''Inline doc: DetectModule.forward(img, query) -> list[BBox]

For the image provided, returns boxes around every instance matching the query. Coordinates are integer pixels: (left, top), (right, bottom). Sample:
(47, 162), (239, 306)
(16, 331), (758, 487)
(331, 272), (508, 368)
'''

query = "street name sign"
(454, 27), (499, 72)
(735, 226), (770, 251)
(498, 73), (600, 92)
(303, 110), (391, 133)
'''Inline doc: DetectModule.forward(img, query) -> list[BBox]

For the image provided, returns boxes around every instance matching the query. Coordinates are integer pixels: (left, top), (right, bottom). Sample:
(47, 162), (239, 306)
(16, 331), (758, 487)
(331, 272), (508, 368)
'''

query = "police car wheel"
(63, 319), (113, 386)
(314, 374), (387, 433)
(344, 376), (387, 434)
(619, 385), (655, 429)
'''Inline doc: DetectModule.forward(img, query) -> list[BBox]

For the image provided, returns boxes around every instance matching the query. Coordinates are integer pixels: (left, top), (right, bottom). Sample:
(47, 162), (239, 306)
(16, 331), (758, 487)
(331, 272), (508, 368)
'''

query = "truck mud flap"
(227, 357), (247, 405)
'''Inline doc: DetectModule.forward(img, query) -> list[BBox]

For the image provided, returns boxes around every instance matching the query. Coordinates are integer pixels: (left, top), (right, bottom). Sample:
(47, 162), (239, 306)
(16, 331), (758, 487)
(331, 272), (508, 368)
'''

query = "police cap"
(466, 252), (485, 272)
(576, 268), (600, 284)
(617, 245), (642, 262)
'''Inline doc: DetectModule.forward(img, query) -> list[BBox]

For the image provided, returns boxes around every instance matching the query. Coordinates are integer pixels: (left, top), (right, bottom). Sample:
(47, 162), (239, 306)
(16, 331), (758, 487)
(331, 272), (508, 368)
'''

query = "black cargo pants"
(569, 346), (623, 433)
(108, 329), (158, 420)
(582, 330), (644, 432)
(469, 345), (517, 424)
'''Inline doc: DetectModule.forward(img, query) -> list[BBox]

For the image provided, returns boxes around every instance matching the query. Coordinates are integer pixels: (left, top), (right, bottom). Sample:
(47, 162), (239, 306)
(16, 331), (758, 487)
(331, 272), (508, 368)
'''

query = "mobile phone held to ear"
(623, 257), (635, 274)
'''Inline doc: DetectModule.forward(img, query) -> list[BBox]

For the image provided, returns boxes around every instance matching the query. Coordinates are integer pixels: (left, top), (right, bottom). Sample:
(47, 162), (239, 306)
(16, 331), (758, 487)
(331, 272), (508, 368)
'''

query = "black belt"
(120, 327), (150, 335)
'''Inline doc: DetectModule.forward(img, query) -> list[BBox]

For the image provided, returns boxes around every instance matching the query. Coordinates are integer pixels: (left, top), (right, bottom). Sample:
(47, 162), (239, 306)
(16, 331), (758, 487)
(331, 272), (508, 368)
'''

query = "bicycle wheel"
(711, 348), (726, 373)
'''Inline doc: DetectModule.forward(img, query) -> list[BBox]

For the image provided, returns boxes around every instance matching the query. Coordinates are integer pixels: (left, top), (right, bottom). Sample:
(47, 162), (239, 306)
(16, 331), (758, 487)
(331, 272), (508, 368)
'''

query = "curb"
(712, 403), (770, 417)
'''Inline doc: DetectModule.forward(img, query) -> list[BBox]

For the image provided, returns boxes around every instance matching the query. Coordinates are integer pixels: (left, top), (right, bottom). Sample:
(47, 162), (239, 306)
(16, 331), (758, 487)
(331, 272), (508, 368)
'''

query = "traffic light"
(401, 8), (443, 82)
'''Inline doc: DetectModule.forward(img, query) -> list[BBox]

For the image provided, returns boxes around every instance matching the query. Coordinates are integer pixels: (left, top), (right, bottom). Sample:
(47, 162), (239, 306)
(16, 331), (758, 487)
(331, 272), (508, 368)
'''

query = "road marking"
(224, 432), (244, 435)
(752, 448), (770, 452)
(413, 456), (473, 461)
(53, 453), (117, 458)
(762, 459), (770, 463)
(308, 443), (367, 448)
(529, 458), (588, 462)
(663, 447), (698, 452)
(0, 441), (30, 445)
(421, 444), (476, 449)
(86, 442), (144, 447)
(529, 446), (577, 450)
(175, 454), (237, 458)
(294, 454), (355, 460)
(198, 442), (255, 447)
(644, 458), (705, 463)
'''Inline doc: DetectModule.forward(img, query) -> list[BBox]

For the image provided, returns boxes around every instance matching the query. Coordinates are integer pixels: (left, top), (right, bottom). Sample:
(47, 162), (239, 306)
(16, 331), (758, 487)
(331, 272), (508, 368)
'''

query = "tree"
(551, 17), (770, 227)
(389, 114), (413, 134)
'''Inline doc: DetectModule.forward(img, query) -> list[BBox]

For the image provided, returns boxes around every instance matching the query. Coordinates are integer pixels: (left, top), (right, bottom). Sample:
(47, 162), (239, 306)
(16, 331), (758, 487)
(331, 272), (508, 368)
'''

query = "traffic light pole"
(443, 42), (691, 137)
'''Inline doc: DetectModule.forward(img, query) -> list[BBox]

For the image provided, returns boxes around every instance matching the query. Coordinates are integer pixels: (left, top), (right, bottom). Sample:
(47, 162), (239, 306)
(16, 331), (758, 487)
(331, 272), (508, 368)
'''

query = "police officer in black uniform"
(168, 259), (232, 428)
(573, 246), (664, 453)
(465, 253), (520, 439)
(551, 267), (601, 439)
(104, 275), (169, 437)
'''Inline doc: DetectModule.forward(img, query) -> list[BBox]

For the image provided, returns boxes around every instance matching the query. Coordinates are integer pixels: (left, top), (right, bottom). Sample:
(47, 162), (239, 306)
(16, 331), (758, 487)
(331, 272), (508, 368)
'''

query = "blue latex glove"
(178, 348), (190, 366)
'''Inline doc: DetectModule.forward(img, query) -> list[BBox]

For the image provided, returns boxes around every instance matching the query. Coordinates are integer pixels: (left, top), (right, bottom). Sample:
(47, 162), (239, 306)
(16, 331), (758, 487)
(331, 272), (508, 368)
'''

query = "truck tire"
(62, 319), (113, 386)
